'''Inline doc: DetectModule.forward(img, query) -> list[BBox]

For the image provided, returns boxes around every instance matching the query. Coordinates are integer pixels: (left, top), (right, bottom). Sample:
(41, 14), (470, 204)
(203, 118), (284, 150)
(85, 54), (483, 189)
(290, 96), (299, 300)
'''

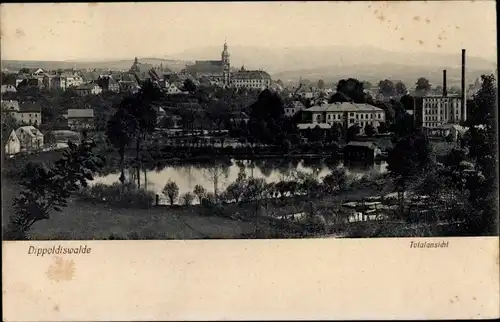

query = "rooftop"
(19, 102), (42, 113)
(233, 70), (271, 80)
(345, 141), (378, 149)
(306, 102), (384, 112)
(66, 108), (94, 118)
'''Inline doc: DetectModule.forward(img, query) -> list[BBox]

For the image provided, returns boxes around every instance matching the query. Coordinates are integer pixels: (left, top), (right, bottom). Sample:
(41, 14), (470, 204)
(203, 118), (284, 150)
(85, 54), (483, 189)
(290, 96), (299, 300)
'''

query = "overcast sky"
(1, 1), (497, 61)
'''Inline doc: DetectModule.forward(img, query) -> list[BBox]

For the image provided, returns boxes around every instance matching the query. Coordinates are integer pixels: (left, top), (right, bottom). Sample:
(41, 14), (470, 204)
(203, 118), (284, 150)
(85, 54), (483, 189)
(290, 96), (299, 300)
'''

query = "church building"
(184, 41), (231, 86)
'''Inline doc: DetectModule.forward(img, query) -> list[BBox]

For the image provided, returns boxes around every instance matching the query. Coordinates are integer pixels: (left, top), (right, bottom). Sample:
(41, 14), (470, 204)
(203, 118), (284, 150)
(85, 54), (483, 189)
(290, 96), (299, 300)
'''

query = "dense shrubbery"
(78, 182), (155, 208)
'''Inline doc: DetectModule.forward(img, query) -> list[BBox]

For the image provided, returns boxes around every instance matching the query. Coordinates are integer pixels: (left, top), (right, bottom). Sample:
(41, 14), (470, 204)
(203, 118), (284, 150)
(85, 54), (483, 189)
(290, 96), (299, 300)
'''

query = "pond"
(93, 158), (388, 205)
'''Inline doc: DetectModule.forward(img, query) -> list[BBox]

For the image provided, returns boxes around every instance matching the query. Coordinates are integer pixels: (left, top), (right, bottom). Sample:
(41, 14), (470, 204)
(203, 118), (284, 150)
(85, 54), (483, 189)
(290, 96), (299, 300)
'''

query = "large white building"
(231, 67), (272, 89)
(302, 102), (386, 130)
(419, 94), (464, 129)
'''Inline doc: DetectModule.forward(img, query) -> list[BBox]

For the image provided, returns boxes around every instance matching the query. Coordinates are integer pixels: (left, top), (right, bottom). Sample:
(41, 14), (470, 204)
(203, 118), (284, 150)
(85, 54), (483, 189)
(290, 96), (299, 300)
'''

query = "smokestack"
(461, 49), (466, 121)
(442, 70), (447, 97)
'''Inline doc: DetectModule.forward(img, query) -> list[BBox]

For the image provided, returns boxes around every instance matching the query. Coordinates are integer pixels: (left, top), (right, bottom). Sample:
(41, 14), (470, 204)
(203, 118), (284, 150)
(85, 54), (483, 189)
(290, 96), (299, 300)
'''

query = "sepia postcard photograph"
(1, 1), (499, 321)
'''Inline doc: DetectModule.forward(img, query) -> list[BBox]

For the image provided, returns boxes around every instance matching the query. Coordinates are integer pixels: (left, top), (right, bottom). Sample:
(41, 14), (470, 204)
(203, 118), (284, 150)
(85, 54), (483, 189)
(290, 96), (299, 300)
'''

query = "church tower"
(221, 40), (231, 86)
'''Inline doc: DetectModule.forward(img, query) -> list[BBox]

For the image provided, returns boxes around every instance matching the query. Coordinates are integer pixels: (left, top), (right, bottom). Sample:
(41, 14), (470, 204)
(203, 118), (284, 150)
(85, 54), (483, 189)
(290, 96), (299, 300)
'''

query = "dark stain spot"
(425, 18), (431, 24)
(368, 4), (371, 8)
(400, 37), (405, 41)
(15, 28), (25, 38)
(450, 299), (454, 304)
(394, 26), (399, 31)
(473, 296), (477, 300)
(413, 16), (421, 21)
(53, 304), (60, 312)
(377, 14), (386, 22)
(418, 40), (424, 45)
(437, 44), (441, 48)
(374, 9), (378, 14)
(456, 26), (460, 30)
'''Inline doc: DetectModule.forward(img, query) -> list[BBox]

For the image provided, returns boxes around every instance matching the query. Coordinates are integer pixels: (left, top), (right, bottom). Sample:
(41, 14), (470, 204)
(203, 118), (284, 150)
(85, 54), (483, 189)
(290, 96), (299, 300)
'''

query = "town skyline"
(1, 1), (497, 62)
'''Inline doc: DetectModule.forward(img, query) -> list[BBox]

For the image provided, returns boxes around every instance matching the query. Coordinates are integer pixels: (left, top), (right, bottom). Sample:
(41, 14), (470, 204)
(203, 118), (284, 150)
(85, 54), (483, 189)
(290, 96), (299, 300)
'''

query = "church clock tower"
(221, 40), (231, 86)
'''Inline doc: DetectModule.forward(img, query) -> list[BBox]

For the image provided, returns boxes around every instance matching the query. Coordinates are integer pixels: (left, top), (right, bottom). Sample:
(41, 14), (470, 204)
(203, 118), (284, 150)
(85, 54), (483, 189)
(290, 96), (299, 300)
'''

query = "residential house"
(4, 130), (21, 155)
(426, 123), (468, 141)
(75, 83), (103, 96)
(284, 101), (306, 117)
(17, 102), (42, 126)
(302, 102), (386, 132)
(119, 80), (140, 94)
(97, 76), (120, 93)
(51, 73), (84, 89)
(129, 57), (162, 83)
(51, 75), (68, 90)
(343, 141), (381, 164)
(42, 74), (58, 89)
(15, 126), (44, 151)
(1, 85), (17, 94)
(80, 71), (100, 83)
(166, 83), (182, 95)
(1, 100), (20, 114)
(64, 109), (94, 130)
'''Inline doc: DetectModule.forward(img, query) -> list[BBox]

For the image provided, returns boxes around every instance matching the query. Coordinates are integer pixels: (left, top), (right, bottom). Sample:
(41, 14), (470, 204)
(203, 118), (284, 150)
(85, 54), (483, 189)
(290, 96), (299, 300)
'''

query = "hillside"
(271, 64), (495, 87)
(1, 58), (192, 73)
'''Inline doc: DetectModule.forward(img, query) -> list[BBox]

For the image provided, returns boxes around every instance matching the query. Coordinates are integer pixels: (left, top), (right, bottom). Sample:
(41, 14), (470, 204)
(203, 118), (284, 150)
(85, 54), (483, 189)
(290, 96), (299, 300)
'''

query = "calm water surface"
(93, 159), (388, 204)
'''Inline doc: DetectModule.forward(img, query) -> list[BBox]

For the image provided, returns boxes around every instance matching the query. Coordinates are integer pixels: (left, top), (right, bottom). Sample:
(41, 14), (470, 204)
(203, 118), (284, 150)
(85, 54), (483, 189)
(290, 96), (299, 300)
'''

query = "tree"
(181, 192), (195, 206)
(415, 77), (431, 93)
(387, 132), (434, 216)
(317, 79), (325, 89)
(461, 74), (497, 235)
(335, 78), (366, 103)
(224, 170), (247, 203)
(377, 122), (388, 134)
(322, 168), (347, 194)
(106, 103), (138, 183)
(44, 131), (56, 147)
(364, 123), (376, 137)
(5, 136), (104, 239)
(107, 80), (163, 186)
(395, 81), (407, 95)
(328, 91), (353, 103)
(378, 79), (395, 97)
(193, 184), (207, 204)
(182, 79), (197, 93)
(204, 160), (230, 200)
(242, 177), (266, 201)
(346, 124), (360, 142)
(163, 180), (179, 205)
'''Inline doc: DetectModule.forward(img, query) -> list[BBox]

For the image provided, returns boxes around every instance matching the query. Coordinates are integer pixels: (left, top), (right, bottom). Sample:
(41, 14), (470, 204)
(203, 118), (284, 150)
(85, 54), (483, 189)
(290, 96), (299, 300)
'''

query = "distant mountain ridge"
(168, 45), (496, 73)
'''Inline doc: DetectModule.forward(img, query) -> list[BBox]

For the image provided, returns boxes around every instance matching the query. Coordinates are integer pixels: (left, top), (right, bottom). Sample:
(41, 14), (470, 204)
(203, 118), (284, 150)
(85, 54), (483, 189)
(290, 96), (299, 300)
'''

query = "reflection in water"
(93, 158), (388, 204)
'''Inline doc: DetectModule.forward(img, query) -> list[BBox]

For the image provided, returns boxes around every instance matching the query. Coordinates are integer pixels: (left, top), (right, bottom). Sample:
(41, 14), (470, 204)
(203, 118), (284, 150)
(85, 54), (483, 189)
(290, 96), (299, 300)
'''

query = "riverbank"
(2, 174), (395, 240)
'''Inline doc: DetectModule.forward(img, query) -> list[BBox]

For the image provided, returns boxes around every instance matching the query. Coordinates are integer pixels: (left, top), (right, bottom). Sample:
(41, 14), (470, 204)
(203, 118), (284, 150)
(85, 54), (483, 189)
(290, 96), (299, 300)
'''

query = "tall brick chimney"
(461, 49), (466, 121)
(442, 69), (447, 97)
